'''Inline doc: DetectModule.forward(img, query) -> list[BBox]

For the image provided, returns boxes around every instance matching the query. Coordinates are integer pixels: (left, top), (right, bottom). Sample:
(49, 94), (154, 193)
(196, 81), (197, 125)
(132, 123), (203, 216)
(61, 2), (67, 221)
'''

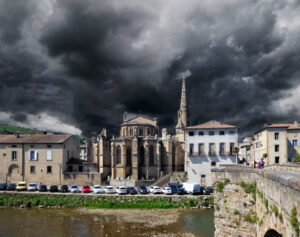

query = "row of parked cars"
(0, 182), (214, 195)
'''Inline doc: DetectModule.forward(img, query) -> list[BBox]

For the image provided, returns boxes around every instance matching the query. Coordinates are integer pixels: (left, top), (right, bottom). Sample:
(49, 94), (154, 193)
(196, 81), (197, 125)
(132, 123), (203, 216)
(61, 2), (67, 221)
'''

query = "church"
(90, 78), (189, 184)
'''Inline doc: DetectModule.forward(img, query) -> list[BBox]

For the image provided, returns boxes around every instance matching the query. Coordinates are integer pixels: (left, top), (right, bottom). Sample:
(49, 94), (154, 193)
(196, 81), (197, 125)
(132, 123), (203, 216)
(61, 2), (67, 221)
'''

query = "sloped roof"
(185, 120), (237, 130)
(0, 134), (72, 144)
(123, 115), (157, 127)
(266, 123), (300, 130)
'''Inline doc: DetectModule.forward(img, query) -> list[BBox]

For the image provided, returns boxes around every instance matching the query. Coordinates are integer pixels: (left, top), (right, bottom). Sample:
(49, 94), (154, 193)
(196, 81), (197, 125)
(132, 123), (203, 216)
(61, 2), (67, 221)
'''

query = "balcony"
(208, 151), (216, 156)
(188, 152), (206, 157)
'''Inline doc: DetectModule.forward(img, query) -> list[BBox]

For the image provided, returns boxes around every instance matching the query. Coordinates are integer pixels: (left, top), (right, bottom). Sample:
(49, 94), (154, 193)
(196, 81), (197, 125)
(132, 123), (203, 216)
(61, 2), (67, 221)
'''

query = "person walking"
(258, 158), (265, 169)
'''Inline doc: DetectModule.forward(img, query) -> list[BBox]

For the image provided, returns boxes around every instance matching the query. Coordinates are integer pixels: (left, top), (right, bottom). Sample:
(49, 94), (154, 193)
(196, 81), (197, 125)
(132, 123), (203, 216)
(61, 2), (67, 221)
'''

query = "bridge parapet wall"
(212, 165), (300, 237)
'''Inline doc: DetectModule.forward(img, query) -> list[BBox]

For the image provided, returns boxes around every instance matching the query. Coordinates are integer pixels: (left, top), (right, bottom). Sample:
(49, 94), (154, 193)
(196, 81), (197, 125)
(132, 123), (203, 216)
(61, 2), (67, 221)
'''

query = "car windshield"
(107, 187), (113, 189)
(83, 186), (89, 188)
(94, 186), (100, 188)
(71, 186), (78, 188)
(18, 184), (25, 186)
(29, 184), (36, 187)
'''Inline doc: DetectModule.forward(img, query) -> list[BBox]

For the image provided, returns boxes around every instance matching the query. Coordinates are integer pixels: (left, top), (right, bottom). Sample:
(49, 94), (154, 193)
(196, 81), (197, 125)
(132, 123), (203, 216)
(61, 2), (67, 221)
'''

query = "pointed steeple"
(176, 74), (189, 135)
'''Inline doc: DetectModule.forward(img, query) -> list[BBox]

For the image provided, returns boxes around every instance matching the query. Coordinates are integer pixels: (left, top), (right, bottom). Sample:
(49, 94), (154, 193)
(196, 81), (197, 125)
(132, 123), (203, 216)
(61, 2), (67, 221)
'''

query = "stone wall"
(212, 165), (300, 237)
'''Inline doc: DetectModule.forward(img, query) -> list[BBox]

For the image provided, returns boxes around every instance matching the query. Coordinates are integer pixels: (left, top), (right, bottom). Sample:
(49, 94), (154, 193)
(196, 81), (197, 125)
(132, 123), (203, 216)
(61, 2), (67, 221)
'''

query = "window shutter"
(28, 151), (30, 160)
(34, 151), (38, 160)
(47, 151), (52, 160)
(298, 140), (300, 146)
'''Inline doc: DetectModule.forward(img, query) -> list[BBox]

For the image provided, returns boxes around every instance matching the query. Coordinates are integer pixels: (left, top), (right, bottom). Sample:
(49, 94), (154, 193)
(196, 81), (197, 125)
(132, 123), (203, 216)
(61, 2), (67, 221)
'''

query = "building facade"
(239, 137), (253, 163)
(185, 120), (238, 186)
(0, 134), (80, 185)
(251, 121), (300, 165)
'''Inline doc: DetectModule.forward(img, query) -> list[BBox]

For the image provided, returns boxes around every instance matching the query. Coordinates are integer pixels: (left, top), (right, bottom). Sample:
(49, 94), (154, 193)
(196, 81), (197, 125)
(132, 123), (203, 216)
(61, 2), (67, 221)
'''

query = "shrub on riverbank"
(0, 193), (214, 209)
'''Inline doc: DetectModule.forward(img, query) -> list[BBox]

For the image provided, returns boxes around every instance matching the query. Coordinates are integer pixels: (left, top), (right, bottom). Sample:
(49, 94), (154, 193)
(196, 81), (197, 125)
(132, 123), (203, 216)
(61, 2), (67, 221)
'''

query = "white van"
(182, 182), (201, 195)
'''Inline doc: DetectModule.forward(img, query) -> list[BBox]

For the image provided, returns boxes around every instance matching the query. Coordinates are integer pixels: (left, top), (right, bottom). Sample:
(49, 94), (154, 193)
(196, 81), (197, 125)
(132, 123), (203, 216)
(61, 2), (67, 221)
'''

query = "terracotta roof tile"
(123, 116), (157, 127)
(0, 134), (72, 144)
(266, 123), (300, 130)
(185, 120), (237, 130)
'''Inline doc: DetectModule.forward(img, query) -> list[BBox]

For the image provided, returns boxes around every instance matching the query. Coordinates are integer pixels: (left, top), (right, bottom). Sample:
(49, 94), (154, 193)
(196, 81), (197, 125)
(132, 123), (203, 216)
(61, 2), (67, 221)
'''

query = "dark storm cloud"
(1, 0), (300, 136)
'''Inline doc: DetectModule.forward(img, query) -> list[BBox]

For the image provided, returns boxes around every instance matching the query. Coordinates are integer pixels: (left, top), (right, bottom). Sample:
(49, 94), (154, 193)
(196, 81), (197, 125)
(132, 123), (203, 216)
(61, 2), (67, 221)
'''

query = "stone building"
(0, 134), (80, 185)
(251, 121), (300, 165)
(238, 137), (253, 163)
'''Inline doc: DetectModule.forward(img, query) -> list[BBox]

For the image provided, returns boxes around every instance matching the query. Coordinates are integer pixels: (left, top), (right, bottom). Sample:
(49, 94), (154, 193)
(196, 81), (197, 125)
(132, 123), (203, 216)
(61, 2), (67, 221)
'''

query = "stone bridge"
(212, 164), (300, 237)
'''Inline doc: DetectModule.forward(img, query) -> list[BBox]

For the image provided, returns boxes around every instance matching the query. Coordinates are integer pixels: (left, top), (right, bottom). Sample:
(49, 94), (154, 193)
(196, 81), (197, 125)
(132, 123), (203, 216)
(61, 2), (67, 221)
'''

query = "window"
(12, 151), (17, 160)
(189, 131), (194, 136)
(229, 131), (235, 135)
(198, 143), (204, 156)
(274, 133), (279, 140)
(130, 128), (133, 136)
(29, 151), (37, 161)
(219, 131), (225, 135)
(209, 143), (215, 156)
(230, 143), (234, 155)
(47, 151), (52, 161)
(12, 145), (17, 148)
(211, 162), (216, 166)
(78, 166), (83, 172)
(139, 128), (143, 136)
(149, 145), (154, 165)
(3, 153), (6, 157)
(275, 157), (280, 164)
(68, 166), (73, 172)
(30, 166), (35, 173)
(47, 144), (52, 148)
(275, 145), (279, 152)
(147, 128), (150, 136)
(30, 145), (34, 148)
(126, 147), (131, 166)
(116, 145), (121, 164)
(47, 166), (52, 173)
(198, 131), (204, 136)
(209, 131), (214, 136)
(219, 143), (225, 156)
(293, 140), (297, 147)
(189, 143), (194, 155)
(67, 151), (70, 160)
(139, 146), (145, 166)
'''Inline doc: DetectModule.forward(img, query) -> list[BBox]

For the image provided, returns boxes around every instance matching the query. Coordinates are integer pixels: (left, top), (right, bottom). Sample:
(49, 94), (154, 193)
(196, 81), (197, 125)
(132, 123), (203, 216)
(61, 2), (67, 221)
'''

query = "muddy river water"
(0, 208), (214, 237)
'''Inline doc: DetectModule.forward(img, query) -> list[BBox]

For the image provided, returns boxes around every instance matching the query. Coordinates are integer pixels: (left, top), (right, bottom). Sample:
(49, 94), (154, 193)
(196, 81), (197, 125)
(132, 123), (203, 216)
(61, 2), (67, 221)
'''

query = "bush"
(244, 214), (258, 223)
(216, 182), (225, 192)
(224, 178), (231, 185)
(293, 153), (300, 164)
(290, 206), (299, 235)
(233, 210), (241, 216)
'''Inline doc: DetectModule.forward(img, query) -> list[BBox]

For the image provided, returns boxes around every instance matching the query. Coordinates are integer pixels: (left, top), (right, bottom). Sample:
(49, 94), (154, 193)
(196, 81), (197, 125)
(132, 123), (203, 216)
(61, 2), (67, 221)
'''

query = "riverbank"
(0, 192), (214, 209)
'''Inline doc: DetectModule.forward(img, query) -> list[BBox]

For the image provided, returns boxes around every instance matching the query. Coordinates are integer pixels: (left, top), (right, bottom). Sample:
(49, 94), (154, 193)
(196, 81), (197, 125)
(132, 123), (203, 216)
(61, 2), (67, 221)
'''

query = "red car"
(82, 185), (91, 193)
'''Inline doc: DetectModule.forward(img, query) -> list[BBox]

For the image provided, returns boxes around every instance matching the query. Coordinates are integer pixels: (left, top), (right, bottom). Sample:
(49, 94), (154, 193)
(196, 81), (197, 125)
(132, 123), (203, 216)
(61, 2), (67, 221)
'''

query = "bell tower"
(175, 74), (189, 142)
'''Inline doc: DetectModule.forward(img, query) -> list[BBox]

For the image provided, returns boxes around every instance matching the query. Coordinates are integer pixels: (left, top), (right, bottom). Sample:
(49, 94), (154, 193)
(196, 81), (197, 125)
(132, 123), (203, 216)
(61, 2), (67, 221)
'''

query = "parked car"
(92, 185), (104, 194)
(161, 187), (172, 195)
(28, 183), (37, 191)
(39, 185), (48, 192)
(7, 183), (16, 191)
(50, 185), (59, 192)
(0, 183), (6, 190)
(168, 183), (183, 194)
(153, 186), (162, 194)
(138, 186), (148, 194)
(82, 185), (91, 193)
(104, 186), (115, 194)
(205, 186), (214, 194)
(127, 187), (138, 195)
(116, 186), (127, 195)
(182, 183), (201, 195)
(176, 187), (186, 195)
(70, 185), (80, 193)
(16, 182), (27, 191)
(59, 185), (69, 193)
(149, 186), (154, 193)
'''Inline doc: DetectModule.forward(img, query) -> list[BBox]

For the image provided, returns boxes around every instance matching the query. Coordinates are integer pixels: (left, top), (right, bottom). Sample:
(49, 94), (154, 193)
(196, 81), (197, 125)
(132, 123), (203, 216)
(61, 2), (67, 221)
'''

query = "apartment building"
(251, 121), (300, 165)
(239, 137), (253, 163)
(0, 134), (80, 185)
(185, 120), (238, 186)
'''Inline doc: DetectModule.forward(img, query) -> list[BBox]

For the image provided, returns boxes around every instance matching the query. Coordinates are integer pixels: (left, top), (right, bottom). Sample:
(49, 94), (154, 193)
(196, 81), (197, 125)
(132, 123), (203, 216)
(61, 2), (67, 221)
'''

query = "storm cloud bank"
(0, 0), (300, 136)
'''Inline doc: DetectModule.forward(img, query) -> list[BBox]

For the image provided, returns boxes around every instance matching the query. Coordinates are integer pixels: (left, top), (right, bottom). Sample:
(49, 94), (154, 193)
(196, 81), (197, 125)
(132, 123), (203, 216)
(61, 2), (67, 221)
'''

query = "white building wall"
(185, 128), (238, 186)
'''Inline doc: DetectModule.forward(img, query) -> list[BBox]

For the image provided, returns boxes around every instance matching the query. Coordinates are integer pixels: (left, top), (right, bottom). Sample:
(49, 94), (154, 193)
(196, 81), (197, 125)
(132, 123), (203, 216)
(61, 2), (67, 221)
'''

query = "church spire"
(176, 73), (189, 136)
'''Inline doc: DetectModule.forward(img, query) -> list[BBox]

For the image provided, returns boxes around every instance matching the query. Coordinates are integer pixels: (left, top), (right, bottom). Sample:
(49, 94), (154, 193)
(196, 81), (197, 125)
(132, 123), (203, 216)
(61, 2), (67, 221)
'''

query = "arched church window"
(130, 128), (133, 136)
(116, 145), (121, 164)
(149, 145), (154, 165)
(126, 147), (131, 166)
(139, 128), (143, 136)
(139, 146), (144, 166)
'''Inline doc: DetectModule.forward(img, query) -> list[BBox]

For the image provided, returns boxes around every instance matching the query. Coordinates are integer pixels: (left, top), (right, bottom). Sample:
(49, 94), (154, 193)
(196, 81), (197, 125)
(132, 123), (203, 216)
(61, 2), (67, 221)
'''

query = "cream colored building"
(251, 121), (300, 165)
(239, 137), (253, 163)
(0, 134), (80, 185)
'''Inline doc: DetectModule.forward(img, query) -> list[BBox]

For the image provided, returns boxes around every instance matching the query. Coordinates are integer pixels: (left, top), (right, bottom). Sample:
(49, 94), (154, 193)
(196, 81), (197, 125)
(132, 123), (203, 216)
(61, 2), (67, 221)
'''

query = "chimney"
(15, 132), (20, 138)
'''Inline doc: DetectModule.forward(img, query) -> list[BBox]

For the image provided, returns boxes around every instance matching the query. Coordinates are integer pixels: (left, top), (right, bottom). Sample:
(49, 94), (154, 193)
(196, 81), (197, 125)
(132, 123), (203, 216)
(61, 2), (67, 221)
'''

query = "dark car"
(127, 187), (138, 195)
(0, 183), (6, 190)
(203, 186), (214, 195)
(59, 185), (69, 193)
(7, 183), (16, 191)
(39, 185), (48, 192)
(50, 185), (59, 192)
(176, 187), (186, 195)
(168, 183), (183, 194)
(138, 186), (148, 194)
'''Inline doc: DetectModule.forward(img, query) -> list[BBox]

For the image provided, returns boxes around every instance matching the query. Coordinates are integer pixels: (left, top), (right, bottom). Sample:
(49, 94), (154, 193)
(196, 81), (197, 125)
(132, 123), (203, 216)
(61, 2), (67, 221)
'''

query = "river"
(0, 208), (214, 237)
